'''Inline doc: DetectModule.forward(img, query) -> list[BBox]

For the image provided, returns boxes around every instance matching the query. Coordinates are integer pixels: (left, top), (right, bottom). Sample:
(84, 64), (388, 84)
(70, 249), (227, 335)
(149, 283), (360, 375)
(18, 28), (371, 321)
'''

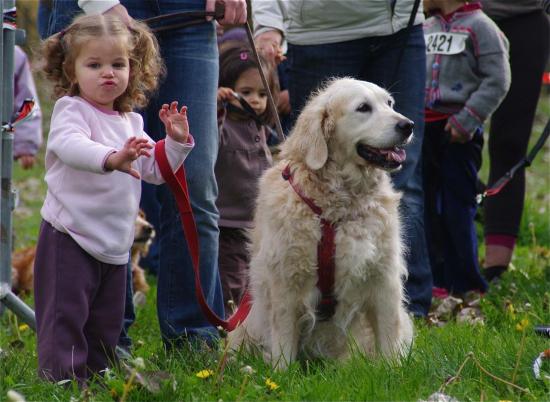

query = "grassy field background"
(1, 2), (549, 401)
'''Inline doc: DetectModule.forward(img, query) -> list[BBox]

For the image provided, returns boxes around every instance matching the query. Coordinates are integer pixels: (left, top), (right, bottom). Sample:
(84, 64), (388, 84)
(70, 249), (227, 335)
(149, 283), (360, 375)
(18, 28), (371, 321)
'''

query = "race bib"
(425, 32), (468, 55)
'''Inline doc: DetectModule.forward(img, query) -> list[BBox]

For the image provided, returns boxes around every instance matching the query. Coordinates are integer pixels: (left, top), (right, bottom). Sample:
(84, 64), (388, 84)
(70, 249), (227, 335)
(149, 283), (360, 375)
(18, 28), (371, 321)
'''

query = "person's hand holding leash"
(105, 137), (153, 179)
(159, 101), (190, 144)
(255, 30), (284, 65)
(206, 0), (247, 25)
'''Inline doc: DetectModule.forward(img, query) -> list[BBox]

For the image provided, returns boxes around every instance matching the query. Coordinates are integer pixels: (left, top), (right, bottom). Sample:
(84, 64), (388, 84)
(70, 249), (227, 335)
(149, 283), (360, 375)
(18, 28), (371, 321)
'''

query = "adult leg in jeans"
(365, 26), (432, 316)
(139, 2), (223, 346)
(117, 261), (135, 355)
(287, 26), (432, 316)
(37, 0), (52, 40)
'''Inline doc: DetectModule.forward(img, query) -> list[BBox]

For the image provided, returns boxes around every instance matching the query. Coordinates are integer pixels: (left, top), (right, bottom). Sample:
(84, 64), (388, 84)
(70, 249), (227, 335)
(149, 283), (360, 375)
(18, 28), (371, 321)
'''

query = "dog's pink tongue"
(389, 148), (406, 163)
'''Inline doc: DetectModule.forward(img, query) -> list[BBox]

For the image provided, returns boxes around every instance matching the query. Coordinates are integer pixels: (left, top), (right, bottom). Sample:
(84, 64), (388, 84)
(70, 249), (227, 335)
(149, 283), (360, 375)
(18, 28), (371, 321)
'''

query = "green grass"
(1, 256), (549, 401)
(1, 90), (549, 400)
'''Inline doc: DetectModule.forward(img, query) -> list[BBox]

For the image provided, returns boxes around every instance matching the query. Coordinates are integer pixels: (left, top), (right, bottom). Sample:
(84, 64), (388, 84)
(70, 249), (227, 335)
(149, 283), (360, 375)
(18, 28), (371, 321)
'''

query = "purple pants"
(34, 221), (126, 383)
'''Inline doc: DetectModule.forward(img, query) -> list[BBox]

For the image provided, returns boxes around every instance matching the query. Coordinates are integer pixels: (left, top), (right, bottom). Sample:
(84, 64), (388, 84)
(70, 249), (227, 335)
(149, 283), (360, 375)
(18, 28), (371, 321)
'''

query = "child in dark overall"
(36, 14), (193, 384)
(422, 0), (511, 296)
(215, 44), (279, 313)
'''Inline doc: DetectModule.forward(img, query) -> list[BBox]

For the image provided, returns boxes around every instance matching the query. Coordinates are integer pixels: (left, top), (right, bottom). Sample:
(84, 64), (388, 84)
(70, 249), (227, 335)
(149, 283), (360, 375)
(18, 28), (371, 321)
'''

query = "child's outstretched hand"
(159, 101), (189, 143)
(104, 137), (153, 179)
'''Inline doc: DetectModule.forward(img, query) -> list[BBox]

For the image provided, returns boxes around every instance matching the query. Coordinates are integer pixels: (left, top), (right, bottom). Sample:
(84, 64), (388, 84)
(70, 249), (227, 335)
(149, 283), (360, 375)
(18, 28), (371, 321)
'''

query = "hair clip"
(59, 29), (66, 38)
(240, 51), (248, 61)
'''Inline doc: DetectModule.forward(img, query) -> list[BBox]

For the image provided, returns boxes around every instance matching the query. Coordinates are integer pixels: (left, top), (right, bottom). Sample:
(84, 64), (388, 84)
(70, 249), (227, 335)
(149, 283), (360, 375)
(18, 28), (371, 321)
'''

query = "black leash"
(224, 97), (279, 140)
(143, 9), (221, 33)
(477, 117), (550, 205)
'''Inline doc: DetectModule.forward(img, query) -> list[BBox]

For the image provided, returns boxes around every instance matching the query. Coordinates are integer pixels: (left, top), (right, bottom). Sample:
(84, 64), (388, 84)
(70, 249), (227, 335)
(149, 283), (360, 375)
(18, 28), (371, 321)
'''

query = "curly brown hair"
(39, 14), (164, 113)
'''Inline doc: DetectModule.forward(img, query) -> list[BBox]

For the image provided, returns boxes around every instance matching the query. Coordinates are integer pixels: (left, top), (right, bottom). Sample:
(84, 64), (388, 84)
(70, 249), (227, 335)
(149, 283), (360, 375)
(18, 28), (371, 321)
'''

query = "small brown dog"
(11, 246), (35, 295)
(11, 211), (155, 300)
(130, 210), (155, 305)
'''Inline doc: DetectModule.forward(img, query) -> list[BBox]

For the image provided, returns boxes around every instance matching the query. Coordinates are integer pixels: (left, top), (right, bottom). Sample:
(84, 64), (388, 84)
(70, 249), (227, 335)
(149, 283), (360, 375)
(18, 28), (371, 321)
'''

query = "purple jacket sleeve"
(13, 46), (43, 158)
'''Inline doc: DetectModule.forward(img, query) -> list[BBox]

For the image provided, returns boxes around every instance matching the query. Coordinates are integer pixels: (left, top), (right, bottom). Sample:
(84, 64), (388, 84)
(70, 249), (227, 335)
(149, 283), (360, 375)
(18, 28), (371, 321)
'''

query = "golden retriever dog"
(11, 211), (154, 299)
(228, 78), (414, 369)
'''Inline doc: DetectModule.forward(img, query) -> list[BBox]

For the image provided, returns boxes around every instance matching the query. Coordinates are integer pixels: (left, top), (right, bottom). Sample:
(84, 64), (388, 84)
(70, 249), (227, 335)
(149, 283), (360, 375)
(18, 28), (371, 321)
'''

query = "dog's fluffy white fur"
(228, 78), (414, 369)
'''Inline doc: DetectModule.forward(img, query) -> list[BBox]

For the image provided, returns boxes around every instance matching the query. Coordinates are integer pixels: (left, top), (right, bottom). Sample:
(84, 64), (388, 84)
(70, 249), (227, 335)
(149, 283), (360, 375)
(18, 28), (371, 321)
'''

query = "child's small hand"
(104, 136), (153, 179)
(16, 155), (36, 170)
(217, 87), (236, 103)
(159, 101), (189, 143)
(445, 122), (473, 143)
(277, 90), (291, 115)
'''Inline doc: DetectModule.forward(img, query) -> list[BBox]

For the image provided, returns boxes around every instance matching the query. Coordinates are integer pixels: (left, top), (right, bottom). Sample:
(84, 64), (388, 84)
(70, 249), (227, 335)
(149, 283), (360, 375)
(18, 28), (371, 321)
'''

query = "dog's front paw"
(133, 290), (147, 307)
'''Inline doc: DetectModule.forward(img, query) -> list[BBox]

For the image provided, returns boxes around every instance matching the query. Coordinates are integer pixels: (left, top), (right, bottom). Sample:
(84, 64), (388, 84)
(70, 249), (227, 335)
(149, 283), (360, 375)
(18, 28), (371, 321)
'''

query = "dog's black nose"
(396, 119), (414, 137)
(144, 226), (153, 234)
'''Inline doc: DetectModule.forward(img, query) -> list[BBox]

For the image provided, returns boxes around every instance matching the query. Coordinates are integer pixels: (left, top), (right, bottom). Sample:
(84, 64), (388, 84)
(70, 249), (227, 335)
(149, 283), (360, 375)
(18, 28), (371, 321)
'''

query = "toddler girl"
(35, 14), (193, 384)
(215, 44), (279, 313)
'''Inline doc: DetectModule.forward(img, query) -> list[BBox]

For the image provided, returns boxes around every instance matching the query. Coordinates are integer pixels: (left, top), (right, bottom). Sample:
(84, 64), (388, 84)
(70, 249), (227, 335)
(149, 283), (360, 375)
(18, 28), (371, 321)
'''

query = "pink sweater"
(41, 96), (193, 264)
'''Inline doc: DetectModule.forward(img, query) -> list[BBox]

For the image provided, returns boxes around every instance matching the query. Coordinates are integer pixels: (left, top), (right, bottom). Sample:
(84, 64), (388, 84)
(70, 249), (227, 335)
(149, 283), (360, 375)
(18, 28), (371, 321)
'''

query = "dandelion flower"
(18, 324), (29, 332)
(515, 318), (529, 332)
(240, 365), (255, 375)
(506, 303), (515, 316)
(132, 357), (145, 370)
(196, 369), (214, 379)
(265, 378), (279, 391)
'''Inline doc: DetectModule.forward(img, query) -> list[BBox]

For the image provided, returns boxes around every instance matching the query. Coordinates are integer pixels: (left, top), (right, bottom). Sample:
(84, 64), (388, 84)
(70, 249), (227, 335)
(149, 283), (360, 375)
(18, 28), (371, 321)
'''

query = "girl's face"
(234, 68), (267, 116)
(73, 36), (130, 110)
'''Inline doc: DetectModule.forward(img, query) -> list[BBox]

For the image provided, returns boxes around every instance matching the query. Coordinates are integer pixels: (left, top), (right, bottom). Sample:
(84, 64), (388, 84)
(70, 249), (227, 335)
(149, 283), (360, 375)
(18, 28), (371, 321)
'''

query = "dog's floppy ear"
(287, 95), (334, 170)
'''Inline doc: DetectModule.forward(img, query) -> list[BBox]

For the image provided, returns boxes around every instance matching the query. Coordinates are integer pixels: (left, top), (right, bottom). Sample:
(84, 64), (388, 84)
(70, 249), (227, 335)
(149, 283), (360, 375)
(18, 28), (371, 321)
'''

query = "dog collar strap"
(282, 164), (337, 321)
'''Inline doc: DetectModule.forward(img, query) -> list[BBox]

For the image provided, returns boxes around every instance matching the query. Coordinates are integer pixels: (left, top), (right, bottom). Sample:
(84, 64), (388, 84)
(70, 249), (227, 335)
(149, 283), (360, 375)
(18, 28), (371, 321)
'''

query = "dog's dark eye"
(387, 100), (393, 107)
(356, 103), (372, 113)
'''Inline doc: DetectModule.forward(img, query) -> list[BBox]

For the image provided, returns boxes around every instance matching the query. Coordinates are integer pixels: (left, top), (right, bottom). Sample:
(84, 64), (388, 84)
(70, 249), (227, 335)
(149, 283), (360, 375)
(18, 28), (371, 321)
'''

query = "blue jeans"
(287, 25), (432, 316)
(42, 0), (224, 343)
(37, 0), (52, 39)
(139, 182), (160, 276)
(118, 261), (135, 351)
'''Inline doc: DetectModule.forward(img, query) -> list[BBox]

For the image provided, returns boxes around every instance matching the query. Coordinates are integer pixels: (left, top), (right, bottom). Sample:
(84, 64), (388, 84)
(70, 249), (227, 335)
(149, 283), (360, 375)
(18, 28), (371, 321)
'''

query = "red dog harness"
(282, 165), (337, 321)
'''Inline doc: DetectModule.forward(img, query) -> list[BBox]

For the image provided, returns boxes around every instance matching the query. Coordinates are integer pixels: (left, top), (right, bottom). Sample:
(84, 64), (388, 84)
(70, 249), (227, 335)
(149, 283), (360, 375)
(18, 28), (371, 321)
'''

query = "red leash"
(154, 140), (251, 332)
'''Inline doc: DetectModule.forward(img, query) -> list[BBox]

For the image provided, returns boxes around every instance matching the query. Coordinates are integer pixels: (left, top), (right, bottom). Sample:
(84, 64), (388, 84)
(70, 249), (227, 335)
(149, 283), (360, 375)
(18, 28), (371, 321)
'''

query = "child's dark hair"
(219, 43), (279, 126)
(40, 14), (165, 112)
